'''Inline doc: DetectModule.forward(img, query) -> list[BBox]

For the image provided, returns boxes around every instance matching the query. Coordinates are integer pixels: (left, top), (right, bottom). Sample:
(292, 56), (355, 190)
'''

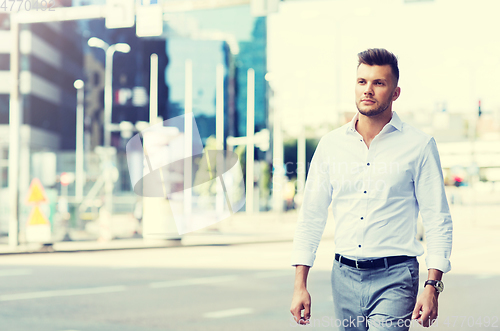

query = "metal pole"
(8, 17), (20, 247)
(102, 47), (116, 240)
(215, 64), (225, 214)
(246, 68), (255, 214)
(104, 47), (115, 148)
(334, 20), (342, 127)
(216, 64), (224, 151)
(184, 59), (193, 217)
(272, 86), (284, 213)
(142, 51), (179, 240)
(297, 126), (306, 195)
(75, 80), (85, 202)
(150, 53), (159, 124)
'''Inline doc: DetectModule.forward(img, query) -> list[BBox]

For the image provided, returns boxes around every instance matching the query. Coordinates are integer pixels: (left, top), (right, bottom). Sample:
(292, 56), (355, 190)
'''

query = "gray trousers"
(331, 256), (419, 331)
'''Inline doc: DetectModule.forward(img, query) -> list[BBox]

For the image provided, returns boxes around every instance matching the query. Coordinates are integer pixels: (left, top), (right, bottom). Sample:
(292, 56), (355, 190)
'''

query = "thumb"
(412, 302), (422, 320)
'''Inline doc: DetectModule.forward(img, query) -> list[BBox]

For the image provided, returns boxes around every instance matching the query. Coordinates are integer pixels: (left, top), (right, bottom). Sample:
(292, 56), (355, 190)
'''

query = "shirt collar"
(346, 111), (403, 134)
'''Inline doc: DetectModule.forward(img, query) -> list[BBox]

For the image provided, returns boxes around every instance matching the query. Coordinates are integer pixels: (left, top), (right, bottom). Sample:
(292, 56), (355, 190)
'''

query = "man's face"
(355, 64), (400, 117)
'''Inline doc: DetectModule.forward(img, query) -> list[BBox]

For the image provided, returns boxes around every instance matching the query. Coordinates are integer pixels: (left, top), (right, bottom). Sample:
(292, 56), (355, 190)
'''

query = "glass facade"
(165, 38), (229, 144)
(235, 16), (267, 136)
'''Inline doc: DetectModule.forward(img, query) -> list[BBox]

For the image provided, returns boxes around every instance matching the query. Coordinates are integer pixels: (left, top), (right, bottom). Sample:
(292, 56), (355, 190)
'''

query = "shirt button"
(364, 191), (367, 194)
(367, 163), (370, 166)
(360, 217), (363, 220)
(358, 245), (361, 248)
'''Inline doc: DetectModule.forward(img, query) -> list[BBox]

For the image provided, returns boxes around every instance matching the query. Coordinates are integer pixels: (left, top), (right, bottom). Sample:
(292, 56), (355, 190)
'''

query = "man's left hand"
(412, 286), (438, 327)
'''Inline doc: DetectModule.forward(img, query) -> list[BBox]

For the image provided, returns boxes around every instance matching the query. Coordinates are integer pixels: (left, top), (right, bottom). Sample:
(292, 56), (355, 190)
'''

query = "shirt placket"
(354, 132), (371, 256)
(354, 133), (373, 257)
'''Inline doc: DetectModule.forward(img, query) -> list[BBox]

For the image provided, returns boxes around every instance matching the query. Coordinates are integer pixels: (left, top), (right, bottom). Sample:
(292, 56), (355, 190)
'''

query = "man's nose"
(364, 83), (373, 95)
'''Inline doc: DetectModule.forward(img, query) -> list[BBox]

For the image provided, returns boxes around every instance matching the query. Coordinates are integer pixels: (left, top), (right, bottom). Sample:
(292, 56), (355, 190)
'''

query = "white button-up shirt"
(291, 111), (453, 273)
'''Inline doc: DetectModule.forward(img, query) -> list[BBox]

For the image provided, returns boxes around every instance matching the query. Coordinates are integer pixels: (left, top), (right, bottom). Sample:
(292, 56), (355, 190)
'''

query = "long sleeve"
(290, 138), (333, 267)
(414, 137), (453, 273)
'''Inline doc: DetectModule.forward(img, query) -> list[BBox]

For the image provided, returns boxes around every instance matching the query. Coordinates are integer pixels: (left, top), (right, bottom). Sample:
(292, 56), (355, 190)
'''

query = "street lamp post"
(87, 37), (130, 241)
(87, 37), (130, 148)
(74, 79), (85, 203)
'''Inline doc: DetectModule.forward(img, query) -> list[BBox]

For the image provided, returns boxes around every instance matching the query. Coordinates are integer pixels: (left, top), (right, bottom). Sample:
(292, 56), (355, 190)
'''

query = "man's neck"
(355, 110), (393, 141)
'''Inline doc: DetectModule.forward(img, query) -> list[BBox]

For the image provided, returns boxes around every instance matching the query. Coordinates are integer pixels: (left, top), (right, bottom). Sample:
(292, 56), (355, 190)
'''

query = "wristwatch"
(424, 280), (444, 293)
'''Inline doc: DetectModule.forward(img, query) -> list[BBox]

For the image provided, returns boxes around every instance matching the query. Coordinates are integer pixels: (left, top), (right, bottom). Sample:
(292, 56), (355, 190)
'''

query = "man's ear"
(392, 86), (401, 101)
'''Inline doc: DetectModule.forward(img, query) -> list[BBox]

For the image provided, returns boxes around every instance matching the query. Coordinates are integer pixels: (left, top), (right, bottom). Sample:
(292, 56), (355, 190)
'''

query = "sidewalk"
(0, 211), (315, 255)
(2, 192), (497, 256)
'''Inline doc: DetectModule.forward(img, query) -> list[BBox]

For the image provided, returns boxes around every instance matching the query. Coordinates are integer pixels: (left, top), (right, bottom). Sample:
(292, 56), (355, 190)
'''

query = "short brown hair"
(357, 48), (399, 85)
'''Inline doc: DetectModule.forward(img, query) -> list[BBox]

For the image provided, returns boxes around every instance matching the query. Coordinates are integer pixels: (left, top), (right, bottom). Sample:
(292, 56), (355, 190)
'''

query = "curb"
(0, 235), (301, 256)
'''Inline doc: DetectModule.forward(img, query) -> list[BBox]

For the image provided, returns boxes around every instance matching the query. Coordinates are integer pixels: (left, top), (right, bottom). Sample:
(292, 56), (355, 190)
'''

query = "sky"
(268, 0), (500, 135)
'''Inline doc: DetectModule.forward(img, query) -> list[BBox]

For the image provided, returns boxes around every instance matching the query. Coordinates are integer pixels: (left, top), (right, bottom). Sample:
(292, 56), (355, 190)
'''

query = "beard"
(356, 98), (391, 117)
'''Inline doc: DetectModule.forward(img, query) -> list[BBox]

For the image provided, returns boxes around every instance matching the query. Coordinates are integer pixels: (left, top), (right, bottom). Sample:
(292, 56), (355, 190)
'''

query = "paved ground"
(0, 230), (498, 330)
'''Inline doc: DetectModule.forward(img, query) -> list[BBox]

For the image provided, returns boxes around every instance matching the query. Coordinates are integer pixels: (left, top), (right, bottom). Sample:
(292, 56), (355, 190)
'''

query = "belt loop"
(339, 255), (342, 264)
(384, 257), (388, 268)
(355, 260), (359, 269)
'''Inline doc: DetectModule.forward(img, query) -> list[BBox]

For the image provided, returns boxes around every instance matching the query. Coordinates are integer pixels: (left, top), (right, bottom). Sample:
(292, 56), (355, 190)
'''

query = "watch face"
(436, 280), (444, 293)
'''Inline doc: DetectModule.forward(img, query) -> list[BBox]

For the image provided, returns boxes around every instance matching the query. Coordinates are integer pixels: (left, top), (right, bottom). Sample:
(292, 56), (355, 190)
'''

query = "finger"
(429, 312), (438, 326)
(421, 310), (431, 327)
(304, 302), (311, 320)
(290, 308), (302, 324)
(412, 302), (422, 320)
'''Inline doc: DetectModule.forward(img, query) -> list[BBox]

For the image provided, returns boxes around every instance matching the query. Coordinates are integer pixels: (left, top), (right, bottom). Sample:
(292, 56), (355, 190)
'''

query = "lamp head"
(115, 43), (131, 53)
(74, 79), (84, 89)
(88, 37), (108, 49)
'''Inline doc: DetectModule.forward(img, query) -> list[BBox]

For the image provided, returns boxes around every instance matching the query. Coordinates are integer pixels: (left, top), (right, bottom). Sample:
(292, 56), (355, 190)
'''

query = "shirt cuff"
(290, 250), (315, 267)
(425, 255), (451, 273)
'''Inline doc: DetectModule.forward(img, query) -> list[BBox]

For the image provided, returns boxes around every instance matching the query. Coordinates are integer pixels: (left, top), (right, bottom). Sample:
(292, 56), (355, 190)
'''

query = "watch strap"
(424, 280), (444, 293)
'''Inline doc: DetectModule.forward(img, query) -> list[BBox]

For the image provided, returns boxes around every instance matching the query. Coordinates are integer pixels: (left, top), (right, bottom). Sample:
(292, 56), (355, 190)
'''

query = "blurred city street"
(0, 0), (499, 330)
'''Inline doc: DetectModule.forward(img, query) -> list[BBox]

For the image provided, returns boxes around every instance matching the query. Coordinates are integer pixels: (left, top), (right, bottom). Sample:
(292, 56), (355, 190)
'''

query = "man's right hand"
(290, 287), (311, 325)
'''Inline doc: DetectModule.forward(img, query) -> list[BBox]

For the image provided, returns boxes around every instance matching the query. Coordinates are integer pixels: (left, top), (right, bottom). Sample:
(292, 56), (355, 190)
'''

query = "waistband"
(335, 253), (415, 269)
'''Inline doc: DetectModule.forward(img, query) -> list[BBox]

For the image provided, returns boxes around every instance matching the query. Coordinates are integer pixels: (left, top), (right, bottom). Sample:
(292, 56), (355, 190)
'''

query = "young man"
(290, 48), (452, 330)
